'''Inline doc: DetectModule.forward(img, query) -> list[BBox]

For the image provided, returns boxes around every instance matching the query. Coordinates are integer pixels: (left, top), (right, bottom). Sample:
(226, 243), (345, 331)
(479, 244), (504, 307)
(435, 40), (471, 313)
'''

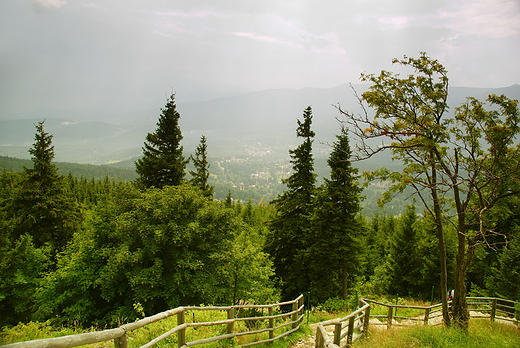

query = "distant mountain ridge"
(1, 84), (518, 164)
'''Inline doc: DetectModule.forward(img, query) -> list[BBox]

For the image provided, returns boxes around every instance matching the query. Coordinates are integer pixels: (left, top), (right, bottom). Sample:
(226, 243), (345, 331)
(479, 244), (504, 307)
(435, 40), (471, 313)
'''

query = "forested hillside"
(1, 55), (520, 336)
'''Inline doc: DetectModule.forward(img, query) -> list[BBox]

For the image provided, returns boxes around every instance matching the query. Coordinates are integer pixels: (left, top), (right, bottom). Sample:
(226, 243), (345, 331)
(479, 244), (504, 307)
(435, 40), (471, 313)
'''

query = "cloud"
(377, 16), (411, 29)
(151, 9), (219, 19)
(438, 0), (520, 38)
(234, 32), (293, 45)
(31, 0), (67, 9)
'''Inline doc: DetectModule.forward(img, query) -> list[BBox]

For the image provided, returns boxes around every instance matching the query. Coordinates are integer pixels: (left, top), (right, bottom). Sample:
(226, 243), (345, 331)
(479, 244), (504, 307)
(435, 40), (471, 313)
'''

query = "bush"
(319, 297), (350, 313)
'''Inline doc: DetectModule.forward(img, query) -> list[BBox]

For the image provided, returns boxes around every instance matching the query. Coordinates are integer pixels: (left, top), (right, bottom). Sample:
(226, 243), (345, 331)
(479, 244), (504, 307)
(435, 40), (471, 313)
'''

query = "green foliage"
(388, 205), (422, 296)
(36, 184), (278, 327)
(318, 297), (350, 313)
(266, 106), (316, 300)
(339, 53), (520, 328)
(494, 235), (520, 300)
(135, 93), (187, 188)
(189, 135), (214, 199)
(0, 234), (49, 327)
(307, 126), (363, 303)
(4, 121), (83, 256)
(0, 321), (83, 346)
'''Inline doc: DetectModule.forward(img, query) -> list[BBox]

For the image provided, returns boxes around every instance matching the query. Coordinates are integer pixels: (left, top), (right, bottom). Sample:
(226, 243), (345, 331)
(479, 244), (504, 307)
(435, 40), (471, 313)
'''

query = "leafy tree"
(0, 234), (49, 327)
(266, 106), (316, 300)
(135, 93), (187, 189)
(338, 52), (520, 329)
(189, 135), (214, 198)
(218, 228), (279, 305)
(308, 125), (362, 303)
(37, 184), (276, 326)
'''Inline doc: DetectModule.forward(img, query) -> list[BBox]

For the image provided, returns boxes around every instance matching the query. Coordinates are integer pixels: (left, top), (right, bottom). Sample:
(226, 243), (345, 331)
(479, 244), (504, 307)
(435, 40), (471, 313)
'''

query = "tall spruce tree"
(136, 93), (187, 189)
(266, 106), (316, 300)
(308, 125), (362, 303)
(189, 135), (214, 198)
(388, 205), (421, 296)
(6, 121), (81, 257)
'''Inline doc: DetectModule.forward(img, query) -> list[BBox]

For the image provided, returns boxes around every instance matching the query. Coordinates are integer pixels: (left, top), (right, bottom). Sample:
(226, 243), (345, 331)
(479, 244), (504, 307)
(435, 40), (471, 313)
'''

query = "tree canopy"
(135, 93), (187, 189)
(338, 52), (520, 329)
(266, 106), (316, 300)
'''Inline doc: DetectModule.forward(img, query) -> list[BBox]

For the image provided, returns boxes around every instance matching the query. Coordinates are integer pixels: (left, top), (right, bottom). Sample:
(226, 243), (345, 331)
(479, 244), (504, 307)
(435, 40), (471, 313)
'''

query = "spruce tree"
(189, 135), (214, 198)
(266, 106), (316, 300)
(7, 121), (80, 257)
(135, 93), (187, 189)
(388, 205), (421, 296)
(308, 125), (362, 302)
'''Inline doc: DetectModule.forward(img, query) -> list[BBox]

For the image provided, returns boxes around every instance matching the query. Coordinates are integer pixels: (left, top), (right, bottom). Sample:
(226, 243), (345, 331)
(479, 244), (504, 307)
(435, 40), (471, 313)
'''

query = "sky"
(1, 0), (519, 119)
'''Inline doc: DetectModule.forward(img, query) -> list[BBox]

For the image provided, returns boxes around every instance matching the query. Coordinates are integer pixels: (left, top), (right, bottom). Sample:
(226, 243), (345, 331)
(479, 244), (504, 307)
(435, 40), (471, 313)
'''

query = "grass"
(354, 319), (520, 348)
(2, 298), (518, 348)
(0, 308), (310, 347)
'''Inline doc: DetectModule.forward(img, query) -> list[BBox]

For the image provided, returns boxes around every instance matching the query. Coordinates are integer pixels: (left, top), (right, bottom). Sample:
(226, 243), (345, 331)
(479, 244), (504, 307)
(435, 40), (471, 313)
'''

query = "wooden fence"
(3, 295), (305, 348)
(315, 297), (519, 348)
(315, 299), (371, 348)
(364, 297), (519, 328)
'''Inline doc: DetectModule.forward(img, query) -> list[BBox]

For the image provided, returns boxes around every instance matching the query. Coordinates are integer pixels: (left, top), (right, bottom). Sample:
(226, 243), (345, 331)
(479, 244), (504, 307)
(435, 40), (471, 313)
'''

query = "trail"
(290, 323), (319, 348)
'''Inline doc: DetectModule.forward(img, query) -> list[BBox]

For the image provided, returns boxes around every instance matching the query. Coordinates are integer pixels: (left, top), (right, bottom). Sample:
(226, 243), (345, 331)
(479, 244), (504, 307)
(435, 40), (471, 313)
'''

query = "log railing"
(364, 297), (519, 329)
(316, 296), (519, 347)
(3, 295), (305, 348)
(315, 299), (371, 348)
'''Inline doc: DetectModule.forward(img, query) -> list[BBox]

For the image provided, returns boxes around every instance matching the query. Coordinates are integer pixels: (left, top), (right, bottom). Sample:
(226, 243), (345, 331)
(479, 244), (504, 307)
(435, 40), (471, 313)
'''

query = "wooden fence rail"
(363, 297), (519, 329)
(3, 295), (305, 348)
(316, 297), (519, 348)
(315, 299), (371, 348)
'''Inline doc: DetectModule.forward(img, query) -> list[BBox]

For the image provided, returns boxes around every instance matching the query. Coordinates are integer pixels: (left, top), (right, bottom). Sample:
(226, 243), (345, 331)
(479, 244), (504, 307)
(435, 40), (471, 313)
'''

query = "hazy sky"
(1, 0), (519, 118)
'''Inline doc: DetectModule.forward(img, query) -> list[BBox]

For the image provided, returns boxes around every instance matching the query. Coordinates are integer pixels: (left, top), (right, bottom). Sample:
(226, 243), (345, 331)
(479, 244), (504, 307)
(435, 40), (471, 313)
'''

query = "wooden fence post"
(491, 298), (497, 322)
(268, 306), (274, 340)
(387, 306), (393, 329)
(316, 326), (323, 348)
(227, 307), (234, 334)
(114, 333), (127, 348)
(333, 322), (342, 346)
(346, 316), (355, 347)
(177, 309), (186, 348)
(363, 305), (371, 334)
(424, 308), (430, 325)
(292, 301), (298, 329)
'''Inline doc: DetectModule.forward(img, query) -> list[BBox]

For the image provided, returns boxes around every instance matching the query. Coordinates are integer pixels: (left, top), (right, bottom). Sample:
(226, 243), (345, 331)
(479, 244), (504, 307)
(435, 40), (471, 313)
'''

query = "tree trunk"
(431, 164), (450, 327)
(452, 234), (475, 330)
(342, 267), (349, 301)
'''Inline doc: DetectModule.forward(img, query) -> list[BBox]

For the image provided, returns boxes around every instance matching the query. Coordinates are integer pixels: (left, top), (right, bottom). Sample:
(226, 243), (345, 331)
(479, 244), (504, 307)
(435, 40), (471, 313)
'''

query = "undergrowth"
(0, 307), (310, 347)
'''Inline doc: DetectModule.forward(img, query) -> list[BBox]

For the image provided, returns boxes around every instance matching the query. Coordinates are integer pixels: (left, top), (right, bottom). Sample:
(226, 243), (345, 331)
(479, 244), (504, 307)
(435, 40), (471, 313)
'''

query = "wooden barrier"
(316, 296), (518, 348)
(364, 297), (520, 328)
(4, 295), (305, 348)
(315, 299), (371, 348)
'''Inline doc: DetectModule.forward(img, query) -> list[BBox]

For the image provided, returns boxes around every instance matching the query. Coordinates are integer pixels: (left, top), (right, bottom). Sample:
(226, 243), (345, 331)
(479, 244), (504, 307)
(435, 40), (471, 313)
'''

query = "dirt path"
(290, 323), (319, 348)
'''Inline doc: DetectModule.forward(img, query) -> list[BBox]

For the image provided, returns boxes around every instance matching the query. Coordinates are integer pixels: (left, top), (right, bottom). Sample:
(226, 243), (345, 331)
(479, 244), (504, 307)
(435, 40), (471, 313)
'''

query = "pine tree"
(7, 121), (81, 257)
(135, 93), (187, 189)
(189, 135), (214, 198)
(388, 205), (422, 296)
(266, 106), (316, 300)
(308, 125), (362, 302)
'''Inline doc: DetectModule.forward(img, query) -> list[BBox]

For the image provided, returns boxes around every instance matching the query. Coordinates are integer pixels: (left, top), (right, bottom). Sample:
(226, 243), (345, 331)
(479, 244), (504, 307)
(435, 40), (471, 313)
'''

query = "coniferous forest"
(1, 54), (520, 333)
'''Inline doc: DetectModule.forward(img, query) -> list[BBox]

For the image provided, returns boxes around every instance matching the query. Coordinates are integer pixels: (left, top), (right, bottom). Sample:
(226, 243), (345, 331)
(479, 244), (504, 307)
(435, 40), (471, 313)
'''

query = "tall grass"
(355, 320), (520, 348)
(0, 308), (310, 347)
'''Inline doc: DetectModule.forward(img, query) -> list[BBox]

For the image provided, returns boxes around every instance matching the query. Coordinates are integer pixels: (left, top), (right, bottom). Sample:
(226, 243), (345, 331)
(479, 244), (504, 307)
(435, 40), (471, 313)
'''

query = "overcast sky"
(1, 0), (519, 118)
